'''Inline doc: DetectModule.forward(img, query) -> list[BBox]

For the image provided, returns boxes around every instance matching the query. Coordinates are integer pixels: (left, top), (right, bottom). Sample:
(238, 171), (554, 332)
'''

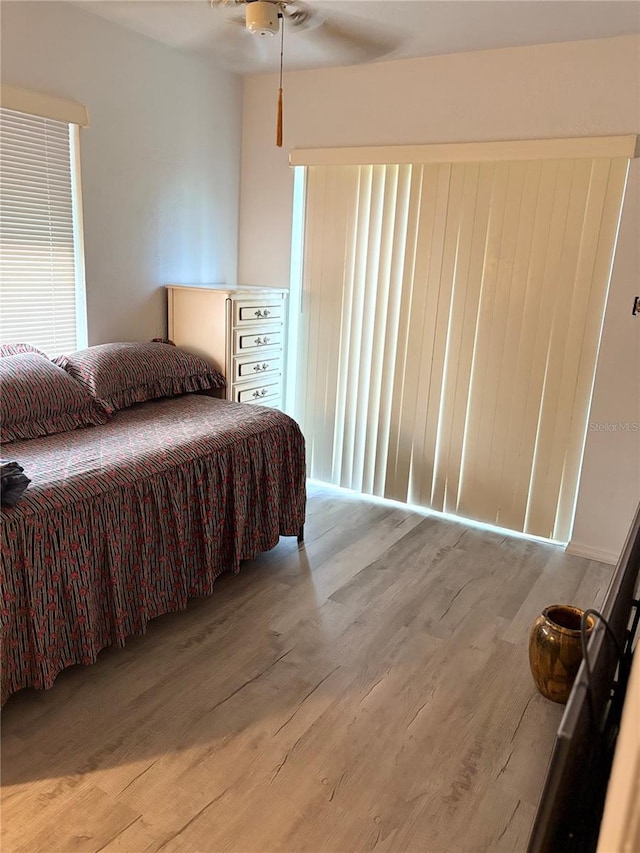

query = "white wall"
(1, 1), (242, 344)
(239, 35), (640, 560)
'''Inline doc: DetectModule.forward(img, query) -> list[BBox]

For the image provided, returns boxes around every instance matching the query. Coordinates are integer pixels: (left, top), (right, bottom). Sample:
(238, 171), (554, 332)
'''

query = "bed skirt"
(1, 396), (306, 704)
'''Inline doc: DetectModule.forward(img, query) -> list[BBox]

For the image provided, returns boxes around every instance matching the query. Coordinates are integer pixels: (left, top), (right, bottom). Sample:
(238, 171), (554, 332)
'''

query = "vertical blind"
(294, 151), (630, 541)
(0, 107), (82, 355)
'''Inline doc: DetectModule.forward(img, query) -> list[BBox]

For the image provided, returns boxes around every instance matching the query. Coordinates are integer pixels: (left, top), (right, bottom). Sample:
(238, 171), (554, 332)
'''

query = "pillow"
(0, 354), (109, 443)
(0, 343), (47, 358)
(53, 342), (226, 414)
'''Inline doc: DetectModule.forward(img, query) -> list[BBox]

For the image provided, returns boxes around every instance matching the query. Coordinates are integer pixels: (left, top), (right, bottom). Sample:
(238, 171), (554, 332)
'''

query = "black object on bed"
(0, 460), (30, 506)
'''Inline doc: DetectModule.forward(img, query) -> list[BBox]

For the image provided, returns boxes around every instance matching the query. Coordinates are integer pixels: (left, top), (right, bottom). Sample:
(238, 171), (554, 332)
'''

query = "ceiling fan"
(210, 0), (396, 147)
(214, 0), (311, 37)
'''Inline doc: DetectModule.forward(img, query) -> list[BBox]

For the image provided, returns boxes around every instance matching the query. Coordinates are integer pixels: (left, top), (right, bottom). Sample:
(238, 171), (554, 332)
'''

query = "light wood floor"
(1, 482), (613, 853)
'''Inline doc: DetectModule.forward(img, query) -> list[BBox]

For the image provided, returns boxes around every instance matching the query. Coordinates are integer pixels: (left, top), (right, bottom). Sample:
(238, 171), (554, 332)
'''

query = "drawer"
(234, 329), (282, 353)
(233, 298), (284, 327)
(234, 353), (282, 383)
(235, 380), (281, 404)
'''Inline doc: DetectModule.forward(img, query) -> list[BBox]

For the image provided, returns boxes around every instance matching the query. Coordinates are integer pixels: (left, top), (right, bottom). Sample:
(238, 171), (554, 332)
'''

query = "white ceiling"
(72, 0), (640, 74)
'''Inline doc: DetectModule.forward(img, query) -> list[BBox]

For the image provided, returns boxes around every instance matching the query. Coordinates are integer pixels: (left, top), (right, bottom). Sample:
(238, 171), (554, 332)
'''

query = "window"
(0, 96), (87, 356)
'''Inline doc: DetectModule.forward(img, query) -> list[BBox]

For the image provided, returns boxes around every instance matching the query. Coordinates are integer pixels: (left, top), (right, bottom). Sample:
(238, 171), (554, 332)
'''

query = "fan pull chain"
(276, 8), (284, 147)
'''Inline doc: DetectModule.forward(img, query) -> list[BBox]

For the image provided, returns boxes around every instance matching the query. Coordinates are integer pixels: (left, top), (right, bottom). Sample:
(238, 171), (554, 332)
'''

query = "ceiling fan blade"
(283, 1), (313, 31)
(308, 14), (398, 62)
(209, 0), (245, 8)
(213, 18), (274, 70)
(223, 10), (249, 27)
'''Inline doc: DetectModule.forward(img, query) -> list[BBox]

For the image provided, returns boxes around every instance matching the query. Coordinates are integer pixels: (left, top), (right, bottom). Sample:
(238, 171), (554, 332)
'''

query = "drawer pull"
(254, 336), (270, 346)
(253, 362), (269, 372)
(254, 309), (271, 318)
(252, 388), (269, 398)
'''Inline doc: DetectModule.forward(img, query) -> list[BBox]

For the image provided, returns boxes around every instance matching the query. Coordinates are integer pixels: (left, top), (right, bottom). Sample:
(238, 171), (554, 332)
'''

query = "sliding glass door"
(290, 139), (631, 541)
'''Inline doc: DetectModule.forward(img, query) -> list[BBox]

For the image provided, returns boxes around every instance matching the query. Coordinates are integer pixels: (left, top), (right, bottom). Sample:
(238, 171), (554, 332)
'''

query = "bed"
(0, 345), (306, 705)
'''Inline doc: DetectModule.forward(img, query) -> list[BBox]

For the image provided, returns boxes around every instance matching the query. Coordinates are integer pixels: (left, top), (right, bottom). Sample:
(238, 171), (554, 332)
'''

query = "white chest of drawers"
(166, 284), (287, 408)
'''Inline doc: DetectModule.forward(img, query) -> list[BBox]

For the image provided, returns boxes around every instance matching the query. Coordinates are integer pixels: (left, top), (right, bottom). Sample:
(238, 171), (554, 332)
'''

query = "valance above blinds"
(290, 135), (637, 166)
(0, 84), (89, 127)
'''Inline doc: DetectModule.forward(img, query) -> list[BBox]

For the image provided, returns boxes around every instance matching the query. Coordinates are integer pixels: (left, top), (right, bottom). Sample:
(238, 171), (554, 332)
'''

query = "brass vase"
(528, 604), (595, 704)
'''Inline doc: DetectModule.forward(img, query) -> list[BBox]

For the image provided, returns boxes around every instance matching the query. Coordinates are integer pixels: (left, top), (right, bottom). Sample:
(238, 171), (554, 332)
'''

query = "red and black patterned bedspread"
(0, 395), (306, 704)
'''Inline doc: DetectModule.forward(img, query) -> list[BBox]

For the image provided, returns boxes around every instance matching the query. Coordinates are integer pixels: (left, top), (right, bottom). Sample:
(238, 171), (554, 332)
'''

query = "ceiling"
(72, 0), (640, 75)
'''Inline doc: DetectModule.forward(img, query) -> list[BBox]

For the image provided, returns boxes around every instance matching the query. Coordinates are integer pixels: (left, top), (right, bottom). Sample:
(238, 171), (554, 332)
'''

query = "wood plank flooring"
(1, 482), (614, 853)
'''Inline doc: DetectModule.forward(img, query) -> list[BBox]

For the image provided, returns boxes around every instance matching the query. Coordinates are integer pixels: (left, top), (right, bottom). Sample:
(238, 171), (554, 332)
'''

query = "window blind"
(293, 150), (630, 541)
(0, 107), (85, 356)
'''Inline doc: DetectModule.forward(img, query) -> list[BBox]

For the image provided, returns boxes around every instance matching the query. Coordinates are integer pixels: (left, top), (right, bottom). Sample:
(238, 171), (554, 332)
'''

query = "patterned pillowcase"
(53, 342), (226, 414)
(0, 343), (47, 358)
(0, 354), (110, 443)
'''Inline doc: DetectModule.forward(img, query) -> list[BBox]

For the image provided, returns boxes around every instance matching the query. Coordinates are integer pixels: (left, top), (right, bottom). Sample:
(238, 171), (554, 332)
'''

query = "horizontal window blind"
(294, 151), (629, 541)
(0, 108), (83, 356)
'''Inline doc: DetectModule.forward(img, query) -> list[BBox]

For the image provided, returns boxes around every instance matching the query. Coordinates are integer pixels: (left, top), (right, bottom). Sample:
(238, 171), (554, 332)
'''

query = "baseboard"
(565, 541), (619, 565)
